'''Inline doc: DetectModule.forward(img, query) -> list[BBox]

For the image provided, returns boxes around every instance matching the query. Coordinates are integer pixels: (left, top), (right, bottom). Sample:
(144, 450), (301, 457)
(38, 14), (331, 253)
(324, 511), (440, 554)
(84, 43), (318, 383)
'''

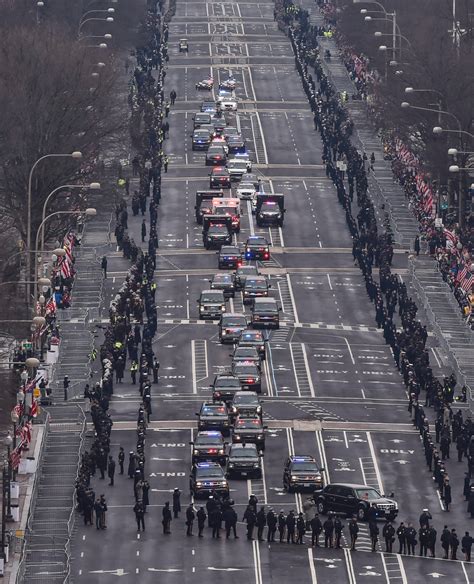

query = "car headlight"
(231, 407), (237, 413)
(228, 463), (235, 468)
(257, 434), (263, 439)
(256, 406), (262, 413)
(235, 435), (241, 440)
(253, 463), (260, 468)
(196, 482), (203, 487)
(259, 213), (264, 218)
(218, 449), (224, 455)
(244, 291), (249, 295)
(221, 306), (225, 311)
(194, 449), (199, 455)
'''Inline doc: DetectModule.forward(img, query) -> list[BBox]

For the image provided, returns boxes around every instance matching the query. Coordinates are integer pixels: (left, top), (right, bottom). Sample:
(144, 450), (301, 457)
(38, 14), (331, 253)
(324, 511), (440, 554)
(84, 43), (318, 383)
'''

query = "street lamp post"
(4, 434), (12, 519)
(401, 102), (462, 134)
(41, 182), (100, 250)
(78, 16), (114, 36)
(33, 209), (97, 305)
(433, 127), (474, 141)
(26, 152), (82, 303)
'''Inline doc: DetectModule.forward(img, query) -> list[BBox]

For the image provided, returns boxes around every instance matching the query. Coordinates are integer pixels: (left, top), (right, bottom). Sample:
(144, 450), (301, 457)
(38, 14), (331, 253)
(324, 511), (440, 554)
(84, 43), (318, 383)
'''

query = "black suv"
(230, 391), (262, 419)
(190, 431), (226, 465)
(226, 443), (262, 479)
(238, 329), (266, 360)
(314, 483), (398, 521)
(206, 145), (227, 166)
(235, 264), (259, 290)
(245, 236), (270, 261)
(210, 166), (231, 188)
(231, 360), (261, 393)
(211, 374), (241, 403)
(283, 455), (325, 493)
(232, 415), (266, 450)
(192, 128), (212, 151)
(242, 275), (270, 304)
(219, 313), (248, 344)
(189, 462), (229, 499)
(218, 246), (242, 269)
(209, 273), (236, 298)
(197, 290), (225, 319)
(196, 401), (230, 435)
(251, 298), (280, 329)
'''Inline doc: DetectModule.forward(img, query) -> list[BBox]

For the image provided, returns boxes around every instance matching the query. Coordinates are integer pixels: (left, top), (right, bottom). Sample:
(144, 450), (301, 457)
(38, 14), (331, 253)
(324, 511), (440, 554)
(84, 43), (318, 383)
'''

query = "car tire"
(317, 500), (327, 515)
(357, 506), (367, 521)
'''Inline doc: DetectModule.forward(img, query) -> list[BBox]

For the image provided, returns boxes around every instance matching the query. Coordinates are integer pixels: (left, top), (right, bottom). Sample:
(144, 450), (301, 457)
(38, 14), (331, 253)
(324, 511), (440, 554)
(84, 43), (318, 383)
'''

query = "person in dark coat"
(197, 507), (206, 537)
(462, 531), (473, 562)
(296, 512), (306, 544)
(464, 474), (471, 501)
(323, 515), (334, 548)
(278, 510), (286, 542)
(451, 528), (459, 560)
(406, 523), (417, 555)
(443, 478), (452, 511)
(141, 220), (147, 242)
(441, 525), (451, 559)
(134, 502), (145, 531)
(427, 526), (437, 558)
(243, 505), (256, 540)
(118, 447), (125, 475)
(210, 507), (222, 538)
(468, 486), (474, 517)
(162, 502), (172, 534)
(414, 235), (421, 256)
(224, 506), (238, 539)
(349, 517), (359, 551)
(142, 480), (150, 512)
(370, 522), (379, 551)
(107, 456), (116, 486)
(256, 507), (266, 541)
(286, 510), (296, 544)
(383, 521), (395, 552)
(397, 522), (406, 554)
(266, 509), (277, 542)
(186, 504), (195, 535)
(172, 488), (181, 518)
(310, 514), (323, 547)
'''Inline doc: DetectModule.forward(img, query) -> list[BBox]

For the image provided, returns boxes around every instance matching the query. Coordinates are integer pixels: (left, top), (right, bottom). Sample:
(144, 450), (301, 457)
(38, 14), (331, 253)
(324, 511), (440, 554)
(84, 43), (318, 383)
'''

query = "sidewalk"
(2, 423), (44, 582)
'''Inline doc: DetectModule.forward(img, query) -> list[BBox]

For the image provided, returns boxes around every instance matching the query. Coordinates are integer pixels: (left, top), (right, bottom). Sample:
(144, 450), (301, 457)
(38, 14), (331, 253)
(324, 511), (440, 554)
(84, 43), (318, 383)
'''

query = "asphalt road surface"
(70, 1), (474, 582)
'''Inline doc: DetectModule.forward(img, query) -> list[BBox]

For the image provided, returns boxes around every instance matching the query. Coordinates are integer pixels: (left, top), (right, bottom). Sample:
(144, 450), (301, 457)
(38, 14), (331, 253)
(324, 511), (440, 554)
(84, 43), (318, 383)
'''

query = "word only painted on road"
(380, 449), (415, 455)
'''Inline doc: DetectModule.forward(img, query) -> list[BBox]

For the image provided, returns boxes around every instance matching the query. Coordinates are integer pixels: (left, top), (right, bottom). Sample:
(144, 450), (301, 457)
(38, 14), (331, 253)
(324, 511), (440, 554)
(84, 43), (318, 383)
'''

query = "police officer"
(243, 505), (256, 540)
(419, 525), (429, 556)
(172, 488), (181, 518)
(267, 509), (277, 542)
(224, 506), (238, 539)
(310, 514), (323, 547)
(370, 522), (379, 551)
(323, 514), (334, 548)
(186, 503), (195, 536)
(397, 522), (406, 554)
(427, 525), (437, 558)
(278, 510), (286, 542)
(197, 507), (206, 537)
(134, 502), (145, 531)
(256, 507), (266, 541)
(383, 521), (395, 552)
(248, 494), (258, 514)
(406, 523), (417, 555)
(286, 510), (296, 544)
(296, 512), (306, 544)
(107, 456), (116, 486)
(349, 517), (359, 551)
(162, 502), (172, 534)
(334, 516), (344, 549)
(118, 447), (125, 475)
(153, 357), (160, 384)
(210, 507), (222, 539)
(130, 360), (138, 384)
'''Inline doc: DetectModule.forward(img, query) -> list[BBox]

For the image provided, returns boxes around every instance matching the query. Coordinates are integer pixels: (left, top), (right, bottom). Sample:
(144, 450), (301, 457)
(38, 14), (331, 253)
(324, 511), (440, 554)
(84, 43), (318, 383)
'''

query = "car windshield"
(213, 169), (228, 176)
(213, 275), (232, 283)
(240, 331), (263, 342)
(228, 160), (246, 169)
(246, 279), (267, 289)
(247, 238), (267, 246)
(216, 206), (236, 216)
(231, 447), (258, 457)
(254, 302), (275, 311)
(201, 293), (223, 303)
(202, 405), (227, 415)
(195, 435), (222, 445)
(196, 468), (224, 478)
(233, 363), (258, 375)
(292, 462), (319, 472)
(236, 418), (261, 428)
(195, 131), (210, 137)
(208, 146), (225, 154)
(355, 489), (382, 500)
(237, 267), (258, 276)
(234, 394), (259, 405)
(222, 316), (246, 326)
(216, 378), (240, 387)
(239, 183), (254, 191)
(235, 348), (258, 358)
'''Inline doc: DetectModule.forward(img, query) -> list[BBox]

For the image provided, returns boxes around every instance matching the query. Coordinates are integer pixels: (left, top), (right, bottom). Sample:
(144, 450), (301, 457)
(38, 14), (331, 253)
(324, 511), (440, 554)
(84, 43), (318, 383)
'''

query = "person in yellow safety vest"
(114, 341), (123, 351)
(130, 360), (138, 385)
(117, 178), (126, 188)
(88, 348), (97, 362)
(341, 91), (348, 102)
(150, 281), (157, 300)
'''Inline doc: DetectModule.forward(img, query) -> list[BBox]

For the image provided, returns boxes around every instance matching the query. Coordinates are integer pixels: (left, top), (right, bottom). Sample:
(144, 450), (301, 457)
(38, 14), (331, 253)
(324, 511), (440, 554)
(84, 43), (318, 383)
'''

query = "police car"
(245, 236), (270, 261)
(190, 431), (227, 465)
(189, 462), (229, 498)
(283, 455), (325, 492)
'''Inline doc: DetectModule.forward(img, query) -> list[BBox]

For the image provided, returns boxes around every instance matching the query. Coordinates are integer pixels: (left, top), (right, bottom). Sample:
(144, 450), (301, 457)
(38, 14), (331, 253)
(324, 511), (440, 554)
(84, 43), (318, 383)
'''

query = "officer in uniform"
(286, 510), (296, 544)
(118, 447), (125, 474)
(397, 522), (406, 554)
(243, 505), (256, 540)
(278, 510), (286, 542)
(296, 512), (306, 544)
(266, 509), (277, 542)
(383, 521), (395, 552)
(186, 503), (195, 536)
(349, 517), (358, 551)
(256, 507), (266, 541)
(197, 507), (206, 537)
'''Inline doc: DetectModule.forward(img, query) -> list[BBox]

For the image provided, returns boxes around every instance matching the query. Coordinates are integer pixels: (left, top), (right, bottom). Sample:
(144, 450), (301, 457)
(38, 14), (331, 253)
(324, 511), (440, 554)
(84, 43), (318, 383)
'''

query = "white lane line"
(260, 457), (268, 505)
(191, 340), (197, 394)
(307, 548), (318, 584)
(343, 431), (349, 449)
(247, 200), (255, 236)
(343, 547), (357, 584)
(255, 112), (268, 164)
(430, 347), (441, 368)
(397, 555), (408, 584)
(263, 355), (274, 397)
(343, 337), (356, 365)
(289, 343), (301, 397)
(301, 343), (315, 398)
(366, 431), (384, 493)
(327, 273), (333, 290)
(315, 429), (330, 485)
(247, 65), (257, 101)
(252, 540), (263, 584)
(286, 273), (300, 324)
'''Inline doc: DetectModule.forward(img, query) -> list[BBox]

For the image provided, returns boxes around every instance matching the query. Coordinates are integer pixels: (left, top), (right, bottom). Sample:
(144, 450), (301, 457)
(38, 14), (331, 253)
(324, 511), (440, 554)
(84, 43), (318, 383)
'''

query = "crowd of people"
(277, 0), (474, 558)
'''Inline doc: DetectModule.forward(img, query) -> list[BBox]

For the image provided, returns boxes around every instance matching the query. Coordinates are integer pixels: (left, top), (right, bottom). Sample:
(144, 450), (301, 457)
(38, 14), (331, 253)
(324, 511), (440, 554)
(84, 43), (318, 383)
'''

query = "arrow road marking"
(427, 574), (445, 579)
(394, 460), (409, 465)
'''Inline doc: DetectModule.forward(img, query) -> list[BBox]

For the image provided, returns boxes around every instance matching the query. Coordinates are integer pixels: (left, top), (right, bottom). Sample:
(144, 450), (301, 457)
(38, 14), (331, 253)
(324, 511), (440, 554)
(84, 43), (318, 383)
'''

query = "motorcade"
(211, 373), (241, 403)
(196, 401), (231, 435)
(206, 145), (227, 166)
(244, 236), (270, 261)
(197, 290), (226, 319)
(209, 273), (236, 298)
(255, 193), (285, 227)
(192, 128), (213, 151)
(195, 190), (224, 224)
(218, 313), (248, 344)
(229, 391), (263, 419)
(251, 297), (280, 329)
(226, 443), (262, 478)
(234, 264), (259, 290)
(218, 245), (242, 269)
(313, 483), (398, 521)
(231, 346), (261, 371)
(232, 415), (266, 450)
(237, 329), (266, 360)
(193, 112), (212, 129)
(227, 158), (252, 180)
(283, 455), (325, 492)
(231, 360), (261, 392)
(190, 431), (227, 465)
(209, 166), (231, 188)
(202, 215), (232, 249)
(212, 198), (241, 232)
(242, 275), (270, 304)
(189, 462), (229, 498)
(236, 181), (257, 201)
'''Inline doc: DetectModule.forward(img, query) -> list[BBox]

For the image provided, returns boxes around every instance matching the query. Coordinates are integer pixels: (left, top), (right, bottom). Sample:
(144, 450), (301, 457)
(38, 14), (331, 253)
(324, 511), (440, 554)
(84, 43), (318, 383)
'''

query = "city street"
(70, 0), (473, 582)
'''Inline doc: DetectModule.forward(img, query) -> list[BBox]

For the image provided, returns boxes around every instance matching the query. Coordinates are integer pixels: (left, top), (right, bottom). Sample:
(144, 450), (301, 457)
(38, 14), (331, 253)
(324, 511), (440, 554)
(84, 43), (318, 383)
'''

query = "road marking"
(255, 112), (268, 164)
(308, 548), (318, 584)
(315, 429), (330, 484)
(461, 562), (470, 584)
(343, 548), (357, 584)
(344, 337), (356, 365)
(252, 540), (263, 584)
(302, 343), (315, 398)
(343, 431), (349, 449)
(247, 200), (255, 236)
(367, 432), (384, 493)
(286, 273), (299, 324)
(327, 273), (333, 290)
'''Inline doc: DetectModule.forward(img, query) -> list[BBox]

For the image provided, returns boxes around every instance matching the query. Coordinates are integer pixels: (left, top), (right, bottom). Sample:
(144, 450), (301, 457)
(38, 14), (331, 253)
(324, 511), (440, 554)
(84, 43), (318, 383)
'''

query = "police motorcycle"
(196, 77), (214, 90)
(219, 77), (236, 91)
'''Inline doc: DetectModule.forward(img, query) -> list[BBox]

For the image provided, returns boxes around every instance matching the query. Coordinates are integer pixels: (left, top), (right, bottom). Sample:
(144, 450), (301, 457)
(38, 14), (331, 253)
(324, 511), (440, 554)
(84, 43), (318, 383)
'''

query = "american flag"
(460, 272), (474, 293)
(456, 265), (468, 283)
(444, 229), (457, 248)
(45, 295), (57, 316)
(59, 256), (71, 279)
(29, 400), (39, 419)
(10, 446), (22, 470)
